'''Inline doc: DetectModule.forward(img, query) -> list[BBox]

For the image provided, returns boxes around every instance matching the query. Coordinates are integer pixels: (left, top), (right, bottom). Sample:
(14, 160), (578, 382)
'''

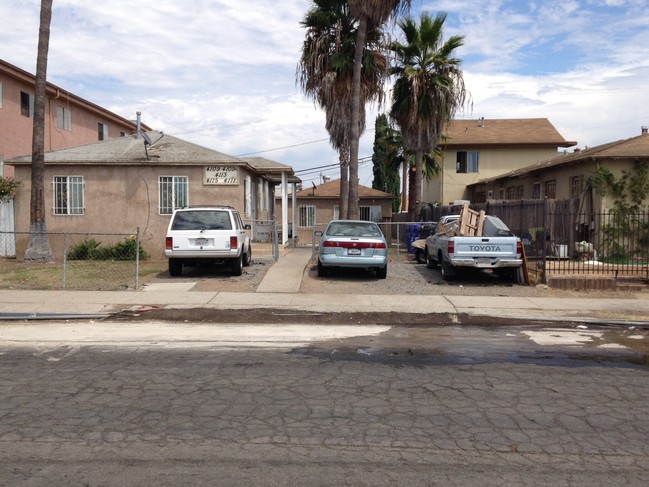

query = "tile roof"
(296, 179), (394, 199)
(471, 133), (649, 185)
(442, 118), (576, 148)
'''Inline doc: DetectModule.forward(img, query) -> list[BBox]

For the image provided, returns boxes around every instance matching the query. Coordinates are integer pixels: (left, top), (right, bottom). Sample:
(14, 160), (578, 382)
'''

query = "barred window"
(53, 176), (84, 215)
(299, 205), (316, 227)
(545, 180), (557, 199)
(532, 182), (541, 199)
(159, 176), (189, 215)
(570, 176), (584, 198)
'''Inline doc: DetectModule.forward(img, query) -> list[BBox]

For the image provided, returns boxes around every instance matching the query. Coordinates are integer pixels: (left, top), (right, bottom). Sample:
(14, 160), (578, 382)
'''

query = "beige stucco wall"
(422, 147), (561, 205)
(11, 164), (257, 258)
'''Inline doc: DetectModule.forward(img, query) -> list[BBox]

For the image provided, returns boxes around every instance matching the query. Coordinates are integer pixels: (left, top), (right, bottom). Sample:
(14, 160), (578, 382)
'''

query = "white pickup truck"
(424, 214), (523, 281)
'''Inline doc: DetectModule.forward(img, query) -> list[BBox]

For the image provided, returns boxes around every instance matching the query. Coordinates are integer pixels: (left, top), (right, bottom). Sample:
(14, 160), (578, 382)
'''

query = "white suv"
(165, 206), (252, 276)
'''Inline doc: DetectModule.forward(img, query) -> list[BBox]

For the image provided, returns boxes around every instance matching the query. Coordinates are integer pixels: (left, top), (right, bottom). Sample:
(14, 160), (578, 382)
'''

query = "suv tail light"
(230, 236), (238, 249)
(166, 237), (173, 250)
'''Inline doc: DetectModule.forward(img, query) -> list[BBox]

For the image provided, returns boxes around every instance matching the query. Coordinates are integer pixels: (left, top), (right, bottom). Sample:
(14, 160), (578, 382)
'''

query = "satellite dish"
(140, 130), (152, 146)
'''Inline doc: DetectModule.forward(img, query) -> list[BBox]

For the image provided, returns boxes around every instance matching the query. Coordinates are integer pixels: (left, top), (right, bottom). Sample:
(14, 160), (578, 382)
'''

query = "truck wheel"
(426, 248), (437, 269)
(168, 259), (183, 276)
(415, 249), (426, 264)
(441, 259), (455, 281)
(231, 254), (243, 276)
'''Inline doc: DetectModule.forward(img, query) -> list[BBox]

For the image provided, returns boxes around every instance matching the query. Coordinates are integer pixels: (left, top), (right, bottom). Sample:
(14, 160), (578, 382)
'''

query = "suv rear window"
(171, 210), (233, 231)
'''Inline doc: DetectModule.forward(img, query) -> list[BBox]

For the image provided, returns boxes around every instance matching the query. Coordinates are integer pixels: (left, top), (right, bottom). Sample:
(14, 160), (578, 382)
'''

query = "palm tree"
(25, 0), (54, 261)
(389, 12), (467, 219)
(347, 0), (411, 219)
(372, 114), (442, 212)
(298, 0), (386, 219)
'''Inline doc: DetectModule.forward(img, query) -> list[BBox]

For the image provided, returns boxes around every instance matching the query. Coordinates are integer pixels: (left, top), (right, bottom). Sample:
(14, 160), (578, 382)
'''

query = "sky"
(1, 0), (648, 187)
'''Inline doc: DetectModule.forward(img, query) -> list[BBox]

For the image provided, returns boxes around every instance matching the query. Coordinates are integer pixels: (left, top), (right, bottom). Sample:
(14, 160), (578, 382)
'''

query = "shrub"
(67, 237), (149, 261)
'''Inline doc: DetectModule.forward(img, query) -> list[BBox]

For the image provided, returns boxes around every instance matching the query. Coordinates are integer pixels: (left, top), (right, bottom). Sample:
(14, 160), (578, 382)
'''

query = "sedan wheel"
(376, 265), (387, 279)
(317, 259), (328, 277)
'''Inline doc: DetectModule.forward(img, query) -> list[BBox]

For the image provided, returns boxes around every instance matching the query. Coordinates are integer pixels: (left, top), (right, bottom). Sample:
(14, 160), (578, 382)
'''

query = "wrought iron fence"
(422, 200), (649, 281)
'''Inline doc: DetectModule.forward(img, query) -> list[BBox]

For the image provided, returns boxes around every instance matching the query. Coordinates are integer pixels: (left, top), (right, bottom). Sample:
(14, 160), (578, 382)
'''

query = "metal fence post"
(135, 227), (141, 290)
(272, 220), (279, 260)
(62, 233), (68, 289)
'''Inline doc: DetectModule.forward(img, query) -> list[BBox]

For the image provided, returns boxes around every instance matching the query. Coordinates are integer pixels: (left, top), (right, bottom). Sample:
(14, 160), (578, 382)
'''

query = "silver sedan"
(314, 220), (388, 279)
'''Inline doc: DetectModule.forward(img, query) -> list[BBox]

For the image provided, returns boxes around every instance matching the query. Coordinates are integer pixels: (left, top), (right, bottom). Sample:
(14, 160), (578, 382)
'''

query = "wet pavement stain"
(293, 324), (649, 369)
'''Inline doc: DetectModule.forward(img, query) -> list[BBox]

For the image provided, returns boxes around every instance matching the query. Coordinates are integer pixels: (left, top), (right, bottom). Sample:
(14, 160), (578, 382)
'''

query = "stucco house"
(275, 178), (395, 243)
(423, 118), (576, 205)
(466, 127), (649, 211)
(0, 58), (148, 178)
(8, 131), (298, 258)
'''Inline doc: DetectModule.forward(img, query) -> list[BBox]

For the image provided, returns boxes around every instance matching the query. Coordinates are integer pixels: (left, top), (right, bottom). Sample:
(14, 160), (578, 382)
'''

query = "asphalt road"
(1, 321), (648, 486)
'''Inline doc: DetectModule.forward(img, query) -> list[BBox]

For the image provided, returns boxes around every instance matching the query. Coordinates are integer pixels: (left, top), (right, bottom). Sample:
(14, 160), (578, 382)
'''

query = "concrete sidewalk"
(0, 247), (647, 326)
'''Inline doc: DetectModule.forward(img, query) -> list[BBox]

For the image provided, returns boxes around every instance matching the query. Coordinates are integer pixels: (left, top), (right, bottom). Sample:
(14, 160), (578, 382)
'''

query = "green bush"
(67, 237), (149, 261)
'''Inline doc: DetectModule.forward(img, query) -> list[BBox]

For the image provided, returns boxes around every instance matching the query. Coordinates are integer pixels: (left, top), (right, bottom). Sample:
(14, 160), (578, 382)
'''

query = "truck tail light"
(517, 240), (523, 258)
(165, 237), (173, 250)
(230, 236), (238, 249)
(447, 241), (454, 254)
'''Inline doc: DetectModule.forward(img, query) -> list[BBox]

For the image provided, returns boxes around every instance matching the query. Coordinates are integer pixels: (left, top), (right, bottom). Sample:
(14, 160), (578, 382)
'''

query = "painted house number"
(204, 166), (239, 185)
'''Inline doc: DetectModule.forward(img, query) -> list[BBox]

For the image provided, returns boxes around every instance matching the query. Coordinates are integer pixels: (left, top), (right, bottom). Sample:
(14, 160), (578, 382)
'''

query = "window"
(98, 122), (108, 141)
(570, 176), (583, 198)
(506, 187), (517, 200)
(56, 106), (71, 131)
(545, 180), (556, 199)
(359, 205), (382, 222)
(159, 176), (188, 215)
(53, 176), (84, 215)
(517, 185), (524, 199)
(532, 182), (541, 199)
(20, 91), (34, 117)
(456, 151), (479, 173)
(299, 205), (316, 227)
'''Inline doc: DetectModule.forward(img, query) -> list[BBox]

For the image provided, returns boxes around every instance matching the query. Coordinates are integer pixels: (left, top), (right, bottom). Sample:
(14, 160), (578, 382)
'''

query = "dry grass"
(0, 258), (167, 291)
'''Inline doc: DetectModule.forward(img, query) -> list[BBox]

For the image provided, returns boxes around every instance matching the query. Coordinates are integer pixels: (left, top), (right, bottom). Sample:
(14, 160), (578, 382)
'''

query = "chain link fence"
(0, 230), (150, 290)
(0, 221), (282, 291)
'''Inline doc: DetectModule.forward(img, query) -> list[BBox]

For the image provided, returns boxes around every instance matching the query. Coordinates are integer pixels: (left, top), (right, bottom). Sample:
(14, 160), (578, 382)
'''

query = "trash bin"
(406, 224), (420, 254)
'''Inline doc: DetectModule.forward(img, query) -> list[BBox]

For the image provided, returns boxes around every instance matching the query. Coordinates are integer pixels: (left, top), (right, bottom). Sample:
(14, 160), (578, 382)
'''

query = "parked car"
(314, 220), (388, 279)
(164, 206), (252, 276)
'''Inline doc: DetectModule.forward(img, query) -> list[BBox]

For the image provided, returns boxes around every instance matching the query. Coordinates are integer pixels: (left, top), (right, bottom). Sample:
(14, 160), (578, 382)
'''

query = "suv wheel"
(231, 254), (243, 276)
(168, 258), (183, 277)
(243, 245), (252, 267)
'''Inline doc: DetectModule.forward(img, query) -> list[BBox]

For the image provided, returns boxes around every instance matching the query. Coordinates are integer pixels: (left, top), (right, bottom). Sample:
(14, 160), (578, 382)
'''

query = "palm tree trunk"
(25, 0), (54, 261)
(408, 164), (416, 218)
(348, 14), (368, 220)
(339, 146), (349, 220)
